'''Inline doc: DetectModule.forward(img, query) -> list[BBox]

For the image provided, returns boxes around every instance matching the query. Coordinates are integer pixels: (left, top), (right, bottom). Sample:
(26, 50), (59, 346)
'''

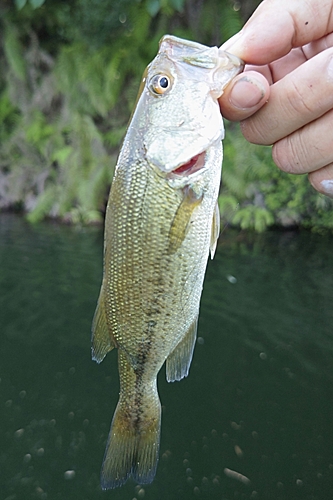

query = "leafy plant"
(220, 122), (333, 232)
(0, 0), (332, 231)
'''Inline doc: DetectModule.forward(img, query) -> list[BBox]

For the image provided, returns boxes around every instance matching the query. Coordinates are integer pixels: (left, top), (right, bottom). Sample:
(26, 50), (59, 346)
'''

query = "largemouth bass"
(91, 35), (243, 489)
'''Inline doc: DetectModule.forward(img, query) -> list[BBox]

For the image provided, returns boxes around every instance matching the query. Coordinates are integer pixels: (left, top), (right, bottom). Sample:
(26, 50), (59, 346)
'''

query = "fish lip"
(168, 150), (207, 178)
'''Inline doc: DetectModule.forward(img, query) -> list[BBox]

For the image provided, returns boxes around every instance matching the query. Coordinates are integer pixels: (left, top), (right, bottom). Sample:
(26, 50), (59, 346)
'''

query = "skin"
(218, 0), (333, 197)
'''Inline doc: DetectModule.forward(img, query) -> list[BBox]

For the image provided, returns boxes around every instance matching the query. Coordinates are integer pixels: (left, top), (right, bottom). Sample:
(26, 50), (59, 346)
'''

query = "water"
(1, 214), (333, 500)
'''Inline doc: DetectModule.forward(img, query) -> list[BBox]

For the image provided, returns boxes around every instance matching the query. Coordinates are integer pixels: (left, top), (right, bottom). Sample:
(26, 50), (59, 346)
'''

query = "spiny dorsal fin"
(210, 200), (220, 259)
(91, 288), (117, 363)
(166, 315), (198, 382)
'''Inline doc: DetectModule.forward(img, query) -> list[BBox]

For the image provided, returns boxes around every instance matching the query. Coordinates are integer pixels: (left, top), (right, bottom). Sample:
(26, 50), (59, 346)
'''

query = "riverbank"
(1, 1), (332, 232)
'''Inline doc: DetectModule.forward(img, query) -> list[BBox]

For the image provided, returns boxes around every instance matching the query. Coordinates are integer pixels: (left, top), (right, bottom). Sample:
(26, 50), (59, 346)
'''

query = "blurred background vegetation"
(0, 0), (332, 231)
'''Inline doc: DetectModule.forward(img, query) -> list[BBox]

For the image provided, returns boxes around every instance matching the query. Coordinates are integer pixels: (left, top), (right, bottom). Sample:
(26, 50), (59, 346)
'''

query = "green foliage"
(3, 28), (26, 80)
(220, 122), (333, 232)
(15, 0), (46, 9)
(0, 0), (332, 231)
(0, 90), (19, 143)
(0, 0), (159, 222)
(146, 0), (186, 16)
(232, 206), (274, 233)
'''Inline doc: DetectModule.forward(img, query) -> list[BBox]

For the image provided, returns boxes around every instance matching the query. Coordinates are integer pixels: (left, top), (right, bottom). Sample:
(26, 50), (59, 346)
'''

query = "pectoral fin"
(91, 287), (117, 363)
(168, 187), (203, 254)
(210, 201), (220, 259)
(166, 315), (198, 382)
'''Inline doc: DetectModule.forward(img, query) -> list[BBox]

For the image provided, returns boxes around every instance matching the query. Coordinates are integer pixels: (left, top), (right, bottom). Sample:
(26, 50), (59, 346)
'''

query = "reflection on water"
(1, 214), (333, 500)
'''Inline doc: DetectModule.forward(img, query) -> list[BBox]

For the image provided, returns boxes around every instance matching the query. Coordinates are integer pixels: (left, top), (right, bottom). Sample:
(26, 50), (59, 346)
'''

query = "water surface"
(1, 214), (333, 500)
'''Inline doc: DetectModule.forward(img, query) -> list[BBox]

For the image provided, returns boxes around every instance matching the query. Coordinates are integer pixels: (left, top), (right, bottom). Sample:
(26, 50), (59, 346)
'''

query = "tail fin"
(101, 390), (161, 489)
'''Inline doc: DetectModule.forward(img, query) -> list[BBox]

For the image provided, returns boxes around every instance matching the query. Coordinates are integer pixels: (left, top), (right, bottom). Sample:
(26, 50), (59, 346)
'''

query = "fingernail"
(320, 179), (333, 198)
(221, 32), (244, 55)
(229, 76), (266, 109)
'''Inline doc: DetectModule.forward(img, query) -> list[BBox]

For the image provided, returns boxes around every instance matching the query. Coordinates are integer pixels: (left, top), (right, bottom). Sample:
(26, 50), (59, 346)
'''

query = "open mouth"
(172, 151), (206, 176)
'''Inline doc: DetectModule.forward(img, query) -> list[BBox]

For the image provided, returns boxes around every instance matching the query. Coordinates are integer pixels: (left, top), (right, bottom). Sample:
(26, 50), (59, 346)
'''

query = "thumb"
(219, 71), (270, 121)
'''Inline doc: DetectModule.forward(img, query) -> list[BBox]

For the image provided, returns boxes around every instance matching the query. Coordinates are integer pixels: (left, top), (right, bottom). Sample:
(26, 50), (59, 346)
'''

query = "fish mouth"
(171, 151), (206, 177)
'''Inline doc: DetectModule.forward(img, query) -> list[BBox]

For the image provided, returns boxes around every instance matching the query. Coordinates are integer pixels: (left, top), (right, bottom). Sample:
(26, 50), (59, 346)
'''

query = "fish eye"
(149, 74), (172, 95)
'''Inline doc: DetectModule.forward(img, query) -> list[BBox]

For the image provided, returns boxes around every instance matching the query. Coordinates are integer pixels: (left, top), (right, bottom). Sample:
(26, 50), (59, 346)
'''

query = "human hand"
(218, 0), (333, 198)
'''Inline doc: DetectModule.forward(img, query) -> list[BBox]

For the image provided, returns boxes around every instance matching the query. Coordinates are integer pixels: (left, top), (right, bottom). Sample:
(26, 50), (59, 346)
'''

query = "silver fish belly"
(91, 35), (243, 489)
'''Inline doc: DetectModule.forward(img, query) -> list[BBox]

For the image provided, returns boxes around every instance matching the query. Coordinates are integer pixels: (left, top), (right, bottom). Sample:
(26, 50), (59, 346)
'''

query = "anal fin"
(166, 316), (198, 382)
(91, 287), (116, 363)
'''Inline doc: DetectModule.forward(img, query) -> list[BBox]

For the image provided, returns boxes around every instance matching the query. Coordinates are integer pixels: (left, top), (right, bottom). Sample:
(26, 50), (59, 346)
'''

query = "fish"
(91, 35), (243, 489)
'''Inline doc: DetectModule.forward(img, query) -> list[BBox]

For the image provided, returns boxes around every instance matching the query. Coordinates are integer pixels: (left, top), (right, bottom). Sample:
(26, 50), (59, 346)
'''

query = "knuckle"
(272, 135), (308, 174)
(240, 118), (272, 145)
(285, 79), (315, 117)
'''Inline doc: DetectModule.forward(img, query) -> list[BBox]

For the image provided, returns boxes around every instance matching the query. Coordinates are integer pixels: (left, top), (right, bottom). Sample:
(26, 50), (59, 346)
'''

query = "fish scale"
(91, 35), (243, 489)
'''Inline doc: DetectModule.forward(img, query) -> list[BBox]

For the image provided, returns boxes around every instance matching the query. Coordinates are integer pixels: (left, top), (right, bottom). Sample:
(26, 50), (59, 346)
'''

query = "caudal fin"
(101, 395), (161, 489)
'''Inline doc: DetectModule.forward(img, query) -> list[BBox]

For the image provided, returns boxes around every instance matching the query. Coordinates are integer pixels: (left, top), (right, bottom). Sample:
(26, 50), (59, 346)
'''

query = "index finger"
(221, 0), (333, 65)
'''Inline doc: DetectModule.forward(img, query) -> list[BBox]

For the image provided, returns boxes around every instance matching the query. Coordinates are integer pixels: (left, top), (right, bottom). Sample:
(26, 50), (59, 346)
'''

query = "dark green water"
(1, 214), (333, 500)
